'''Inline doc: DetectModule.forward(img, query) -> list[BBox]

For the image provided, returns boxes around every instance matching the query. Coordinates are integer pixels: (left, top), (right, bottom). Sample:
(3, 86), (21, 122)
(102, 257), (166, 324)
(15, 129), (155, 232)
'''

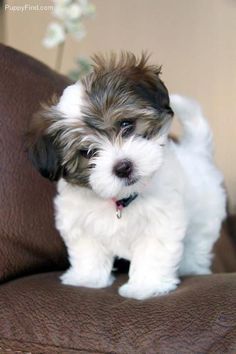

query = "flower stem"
(55, 40), (65, 72)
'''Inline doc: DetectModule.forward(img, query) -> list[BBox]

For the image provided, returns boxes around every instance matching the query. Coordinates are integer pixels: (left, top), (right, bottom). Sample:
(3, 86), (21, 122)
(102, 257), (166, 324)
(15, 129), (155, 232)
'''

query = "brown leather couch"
(0, 43), (236, 354)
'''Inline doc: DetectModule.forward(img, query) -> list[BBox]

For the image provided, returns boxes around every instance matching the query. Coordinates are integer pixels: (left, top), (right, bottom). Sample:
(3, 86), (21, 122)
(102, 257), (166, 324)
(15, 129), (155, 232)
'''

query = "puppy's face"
(28, 53), (173, 199)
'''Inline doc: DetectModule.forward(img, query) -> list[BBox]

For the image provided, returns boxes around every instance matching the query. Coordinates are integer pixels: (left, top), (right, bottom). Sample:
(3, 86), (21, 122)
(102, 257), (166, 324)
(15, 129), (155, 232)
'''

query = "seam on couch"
(0, 337), (113, 354)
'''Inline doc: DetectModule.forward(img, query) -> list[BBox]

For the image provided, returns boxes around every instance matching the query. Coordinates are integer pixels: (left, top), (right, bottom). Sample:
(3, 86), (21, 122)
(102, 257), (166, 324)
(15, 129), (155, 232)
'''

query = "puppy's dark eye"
(119, 120), (135, 137)
(80, 149), (97, 159)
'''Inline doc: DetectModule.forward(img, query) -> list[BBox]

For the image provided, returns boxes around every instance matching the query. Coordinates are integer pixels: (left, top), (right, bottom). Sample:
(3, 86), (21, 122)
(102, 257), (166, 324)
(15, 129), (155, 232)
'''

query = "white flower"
(42, 22), (65, 48)
(53, 3), (68, 20)
(66, 3), (83, 20)
(53, 0), (71, 6)
(65, 20), (86, 39)
(53, 0), (95, 22)
(43, 0), (95, 50)
(53, 1), (83, 21)
(79, 0), (95, 16)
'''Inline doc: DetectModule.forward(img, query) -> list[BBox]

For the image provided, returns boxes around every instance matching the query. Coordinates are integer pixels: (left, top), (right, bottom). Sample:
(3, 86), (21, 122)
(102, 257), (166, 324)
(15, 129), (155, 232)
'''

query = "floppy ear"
(28, 134), (63, 181)
(26, 106), (64, 182)
(27, 83), (82, 181)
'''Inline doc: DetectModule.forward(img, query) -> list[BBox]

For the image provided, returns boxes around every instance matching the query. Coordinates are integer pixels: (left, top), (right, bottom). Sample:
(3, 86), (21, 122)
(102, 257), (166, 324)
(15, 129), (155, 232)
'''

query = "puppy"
(28, 53), (226, 300)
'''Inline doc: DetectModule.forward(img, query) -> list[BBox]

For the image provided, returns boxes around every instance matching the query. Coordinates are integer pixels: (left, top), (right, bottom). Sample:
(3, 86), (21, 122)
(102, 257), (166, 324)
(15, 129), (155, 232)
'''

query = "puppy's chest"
(55, 191), (147, 255)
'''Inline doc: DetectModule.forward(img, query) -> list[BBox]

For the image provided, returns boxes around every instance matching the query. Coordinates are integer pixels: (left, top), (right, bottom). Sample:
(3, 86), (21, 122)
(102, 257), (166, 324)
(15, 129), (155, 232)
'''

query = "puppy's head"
(28, 52), (173, 199)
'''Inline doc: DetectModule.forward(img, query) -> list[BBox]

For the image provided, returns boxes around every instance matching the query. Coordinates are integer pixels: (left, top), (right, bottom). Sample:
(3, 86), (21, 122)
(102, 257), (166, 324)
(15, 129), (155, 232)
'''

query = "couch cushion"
(1, 43), (236, 284)
(0, 44), (70, 282)
(0, 272), (235, 353)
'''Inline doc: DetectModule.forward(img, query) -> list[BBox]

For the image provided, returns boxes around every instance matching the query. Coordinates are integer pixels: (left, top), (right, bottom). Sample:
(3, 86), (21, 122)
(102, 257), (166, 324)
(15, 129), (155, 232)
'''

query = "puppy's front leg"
(119, 223), (185, 300)
(61, 236), (114, 288)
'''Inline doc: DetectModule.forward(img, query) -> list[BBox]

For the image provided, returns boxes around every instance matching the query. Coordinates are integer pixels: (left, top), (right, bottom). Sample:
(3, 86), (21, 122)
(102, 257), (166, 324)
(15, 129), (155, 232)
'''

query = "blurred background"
(1, 0), (236, 211)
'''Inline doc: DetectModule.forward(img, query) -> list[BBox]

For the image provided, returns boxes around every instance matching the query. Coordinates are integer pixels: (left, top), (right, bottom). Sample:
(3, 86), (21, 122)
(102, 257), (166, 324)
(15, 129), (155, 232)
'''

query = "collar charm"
(116, 204), (123, 219)
(114, 193), (138, 219)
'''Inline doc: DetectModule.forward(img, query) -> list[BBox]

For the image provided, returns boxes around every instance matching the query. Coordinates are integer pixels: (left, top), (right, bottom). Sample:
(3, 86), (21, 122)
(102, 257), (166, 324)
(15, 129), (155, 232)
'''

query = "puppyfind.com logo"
(4, 3), (54, 12)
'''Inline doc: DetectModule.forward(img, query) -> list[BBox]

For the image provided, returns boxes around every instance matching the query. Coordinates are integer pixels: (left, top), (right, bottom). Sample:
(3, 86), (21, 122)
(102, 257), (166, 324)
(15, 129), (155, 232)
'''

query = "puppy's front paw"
(60, 268), (115, 288)
(118, 279), (179, 300)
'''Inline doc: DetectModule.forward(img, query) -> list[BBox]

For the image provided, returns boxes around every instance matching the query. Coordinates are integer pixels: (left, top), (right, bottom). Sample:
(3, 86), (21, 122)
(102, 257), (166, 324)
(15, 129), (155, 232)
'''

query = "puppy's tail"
(170, 94), (213, 154)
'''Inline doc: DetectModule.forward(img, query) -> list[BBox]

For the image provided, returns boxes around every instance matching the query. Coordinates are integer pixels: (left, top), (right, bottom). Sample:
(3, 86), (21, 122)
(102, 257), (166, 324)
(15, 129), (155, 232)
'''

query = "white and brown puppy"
(28, 53), (226, 300)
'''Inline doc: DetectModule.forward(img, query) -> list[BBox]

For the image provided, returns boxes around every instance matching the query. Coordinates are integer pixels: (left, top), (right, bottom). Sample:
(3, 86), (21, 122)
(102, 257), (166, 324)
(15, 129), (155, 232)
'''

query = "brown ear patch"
(26, 100), (64, 181)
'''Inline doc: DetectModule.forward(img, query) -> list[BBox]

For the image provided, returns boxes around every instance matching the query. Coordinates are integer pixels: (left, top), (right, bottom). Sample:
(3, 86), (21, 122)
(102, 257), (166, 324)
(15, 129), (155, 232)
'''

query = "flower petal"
(42, 22), (65, 48)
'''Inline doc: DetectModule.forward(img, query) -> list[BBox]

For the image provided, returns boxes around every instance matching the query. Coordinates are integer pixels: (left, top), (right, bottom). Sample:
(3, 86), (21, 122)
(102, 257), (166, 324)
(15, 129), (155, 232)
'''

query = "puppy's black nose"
(113, 159), (133, 178)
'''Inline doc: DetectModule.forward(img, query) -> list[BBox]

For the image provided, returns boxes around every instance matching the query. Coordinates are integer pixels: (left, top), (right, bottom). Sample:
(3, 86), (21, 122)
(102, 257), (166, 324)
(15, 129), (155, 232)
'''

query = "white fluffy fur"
(57, 82), (83, 118)
(54, 87), (226, 300)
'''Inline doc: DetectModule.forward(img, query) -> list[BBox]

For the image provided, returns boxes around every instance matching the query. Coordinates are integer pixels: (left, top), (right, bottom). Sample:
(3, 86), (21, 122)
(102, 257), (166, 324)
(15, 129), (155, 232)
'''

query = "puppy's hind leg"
(178, 171), (226, 276)
(179, 221), (223, 276)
